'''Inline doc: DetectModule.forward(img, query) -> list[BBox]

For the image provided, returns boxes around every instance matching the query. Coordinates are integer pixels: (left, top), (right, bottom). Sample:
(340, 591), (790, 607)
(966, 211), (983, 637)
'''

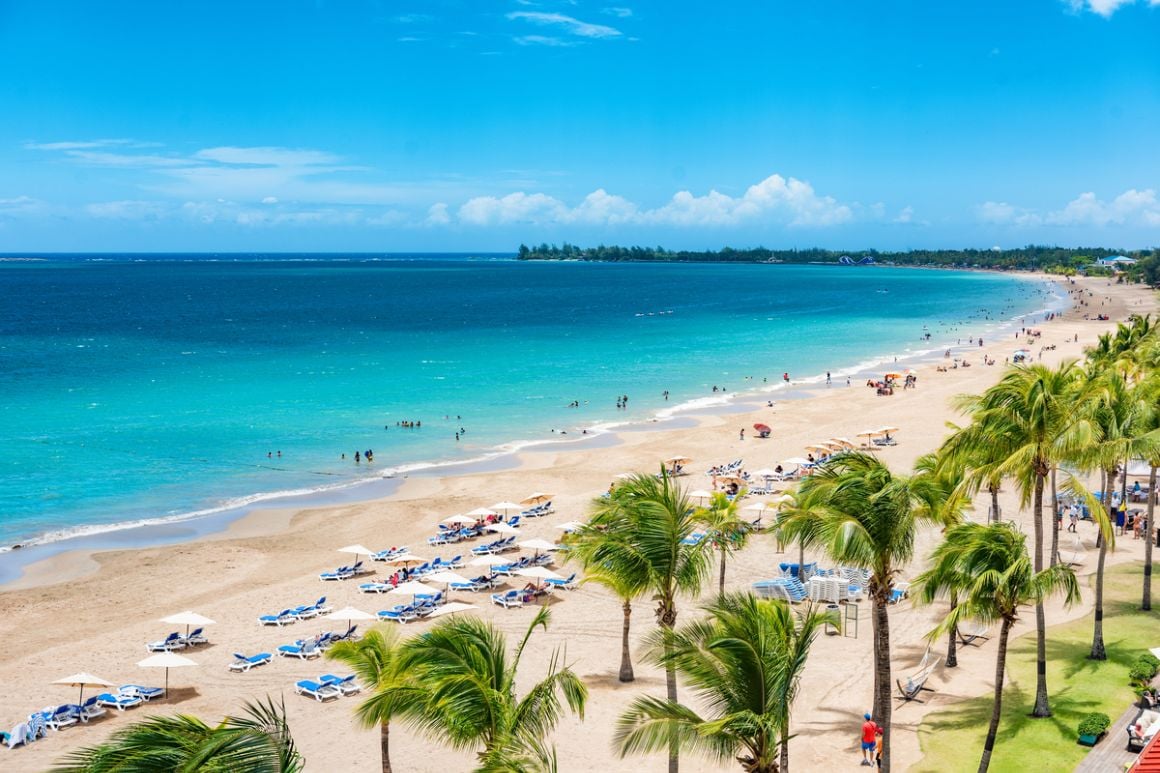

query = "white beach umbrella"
(781, 457), (812, 466)
(614, 472), (636, 480)
(517, 538), (561, 552)
(426, 570), (472, 586)
(326, 606), (376, 630)
(382, 553), (430, 566)
(521, 492), (555, 505)
(468, 554), (520, 568)
(442, 514), (478, 525)
(486, 522), (519, 535)
(427, 602), (479, 618)
(53, 672), (114, 706)
(516, 566), (564, 581)
(337, 544), (377, 564)
(392, 578), (440, 594)
(137, 652), (198, 698)
(466, 507), (500, 519)
(490, 501), (524, 515)
(876, 426), (900, 435)
(857, 429), (880, 438)
(160, 611), (216, 638)
(743, 502), (771, 514)
(555, 521), (585, 532)
(749, 468), (778, 479)
(688, 489), (714, 503)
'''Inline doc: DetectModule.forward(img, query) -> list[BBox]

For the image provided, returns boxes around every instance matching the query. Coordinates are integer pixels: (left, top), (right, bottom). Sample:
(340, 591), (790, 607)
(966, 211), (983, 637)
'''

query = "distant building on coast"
(1095, 255), (1138, 268)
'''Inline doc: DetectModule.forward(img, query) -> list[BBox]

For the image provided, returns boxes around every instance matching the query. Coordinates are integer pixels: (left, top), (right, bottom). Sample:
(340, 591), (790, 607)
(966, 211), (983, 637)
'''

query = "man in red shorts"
(860, 712), (878, 766)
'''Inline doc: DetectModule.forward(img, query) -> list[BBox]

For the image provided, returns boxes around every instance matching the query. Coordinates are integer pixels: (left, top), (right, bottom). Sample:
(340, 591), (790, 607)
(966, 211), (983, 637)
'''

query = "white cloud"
(602, 7), (633, 17)
(979, 189), (1160, 227)
(893, 205), (914, 223)
(262, 196), (279, 204)
(425, 202), (451, 225)
(456, 174), (853, 228)
(514, 35), (574, 47)
(506, 11), (621, 39)
(84, 200), (171, 220)
(0, 195), (46, 216)
(1065, 0), (1160, 16)
(193, 146), (342, 166)
(22, 139), (152, 151)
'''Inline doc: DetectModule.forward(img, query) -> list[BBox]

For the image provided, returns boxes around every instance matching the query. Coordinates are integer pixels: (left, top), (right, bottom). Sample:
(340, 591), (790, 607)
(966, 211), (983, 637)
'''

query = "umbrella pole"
(78, 685), (84, 706)
(164, 668), (169, 700)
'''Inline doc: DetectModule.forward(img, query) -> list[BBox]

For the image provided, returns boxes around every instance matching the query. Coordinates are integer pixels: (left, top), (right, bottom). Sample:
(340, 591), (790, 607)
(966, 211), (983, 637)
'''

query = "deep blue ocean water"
(0, 255), (1062, 549)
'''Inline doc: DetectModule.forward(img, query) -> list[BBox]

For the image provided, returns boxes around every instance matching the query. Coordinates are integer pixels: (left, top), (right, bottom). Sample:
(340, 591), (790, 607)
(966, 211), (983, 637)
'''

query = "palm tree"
(400, 607), (586, 771)
(576, 471), (713, 773)
(326, 626), (415, 773)
(915, 523), (1079, 773)
(950, 361), (1092, 716)
(698, 491), (752, 595)
(52, 697), (302, 772)
(778, 452), (944, 772)
(614, 592), (835, 773)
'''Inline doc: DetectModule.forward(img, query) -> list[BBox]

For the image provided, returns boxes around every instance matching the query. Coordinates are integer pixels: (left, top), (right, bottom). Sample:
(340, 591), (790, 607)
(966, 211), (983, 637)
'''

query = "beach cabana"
(53, 672), (114, 707)
(137, 652), (198, 699)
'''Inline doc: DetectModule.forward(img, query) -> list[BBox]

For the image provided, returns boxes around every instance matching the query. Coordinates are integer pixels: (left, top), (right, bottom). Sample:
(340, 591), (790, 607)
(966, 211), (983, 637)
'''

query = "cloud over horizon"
(979, 188), (1160, 227)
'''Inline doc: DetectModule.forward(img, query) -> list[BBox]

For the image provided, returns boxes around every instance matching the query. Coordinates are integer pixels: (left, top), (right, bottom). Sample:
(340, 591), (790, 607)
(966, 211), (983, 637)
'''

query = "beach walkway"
(1074, 703), (1140, 773)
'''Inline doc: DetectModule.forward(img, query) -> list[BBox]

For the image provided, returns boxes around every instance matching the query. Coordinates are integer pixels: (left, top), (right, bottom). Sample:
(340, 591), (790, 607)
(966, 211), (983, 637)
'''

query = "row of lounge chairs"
(430, 521), (520, 546)
(259, 597), (333, 626)
(319, 561), (371, 581)
(751, 577), (807, 603)
(5, 682), (170, 747)
(145, 628), (208, 651)
(705, 459), (744, 477)
(294, 674), (360, 703)
(377, 591), (448, 623)
(277, 625), (359, 659)
(471, 536), (518, 556)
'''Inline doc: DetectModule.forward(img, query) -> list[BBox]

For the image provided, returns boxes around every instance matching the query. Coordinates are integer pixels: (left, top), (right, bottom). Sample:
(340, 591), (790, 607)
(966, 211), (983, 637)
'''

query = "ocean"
(0, 255), (1062, 556)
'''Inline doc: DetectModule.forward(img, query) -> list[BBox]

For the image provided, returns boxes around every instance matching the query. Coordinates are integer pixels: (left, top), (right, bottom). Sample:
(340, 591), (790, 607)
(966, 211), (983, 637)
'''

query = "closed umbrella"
(160, 611), (216, 639)
(53, 672), (113, 706)
(137, 652), (197, 699)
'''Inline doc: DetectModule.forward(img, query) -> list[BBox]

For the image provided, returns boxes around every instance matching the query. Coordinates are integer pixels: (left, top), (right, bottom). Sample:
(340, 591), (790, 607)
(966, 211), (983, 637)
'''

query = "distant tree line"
(516, 243), (1160, 284)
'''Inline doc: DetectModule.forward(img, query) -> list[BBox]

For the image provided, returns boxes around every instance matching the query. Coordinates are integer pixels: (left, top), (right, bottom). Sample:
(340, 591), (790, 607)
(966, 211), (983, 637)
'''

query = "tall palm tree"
(698, 491), (752, 595)
(915, 523), (1079, 773)
(326, 626), (415, 773)
(1139, 370), (1160, 610)
(950, 362), (1092, 716)
(577, 471), (713, 773)
(400, 607), (586, 772)
(52, 697), (302, 773)
(1074, 362), (1158, 659)
(614, 592), (835, 773)
(778, 452), (944, 772)
(914, 451), (971, 667)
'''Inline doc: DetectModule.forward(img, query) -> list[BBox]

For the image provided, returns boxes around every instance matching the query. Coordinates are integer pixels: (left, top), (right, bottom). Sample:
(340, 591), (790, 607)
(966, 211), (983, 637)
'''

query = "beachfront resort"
(2, 276), (1159, 773)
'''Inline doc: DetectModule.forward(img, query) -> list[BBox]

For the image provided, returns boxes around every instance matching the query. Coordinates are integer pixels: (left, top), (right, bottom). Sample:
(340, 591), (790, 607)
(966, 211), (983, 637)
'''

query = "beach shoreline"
(0, 268), (1067, 588)
(1, 274), (1154, 773)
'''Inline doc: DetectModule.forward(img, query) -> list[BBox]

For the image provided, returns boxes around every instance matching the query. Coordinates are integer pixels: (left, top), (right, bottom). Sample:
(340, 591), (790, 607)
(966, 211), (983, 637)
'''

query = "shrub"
(1130, 656), (1160, 687)
(1078, 713), (1111, 737)
(1141, 652), (1160, 671)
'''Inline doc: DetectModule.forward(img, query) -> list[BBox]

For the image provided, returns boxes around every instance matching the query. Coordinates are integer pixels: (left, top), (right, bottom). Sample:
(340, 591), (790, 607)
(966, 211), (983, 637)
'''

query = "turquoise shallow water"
(0, 256), (1062, 549)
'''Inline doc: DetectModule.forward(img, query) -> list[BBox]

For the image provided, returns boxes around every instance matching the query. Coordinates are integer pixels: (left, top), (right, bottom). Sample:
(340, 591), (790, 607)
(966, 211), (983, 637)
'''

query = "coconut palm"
(915, 522), (1079, 773)
(52, 697), (302, 773)
(399, 607), (586, 772)
(777, 452), (944, 772)
(614, 592), (835, 773)
(698, 491), (752, 595)
(576, 471), (713, 773)
(326, 626), (415, 773)
(950, 361), (1092, 716)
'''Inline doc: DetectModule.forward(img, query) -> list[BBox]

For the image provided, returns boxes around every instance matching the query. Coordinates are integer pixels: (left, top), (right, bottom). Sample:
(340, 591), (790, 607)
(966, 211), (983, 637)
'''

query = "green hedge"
(1078, 713), (1111, 737)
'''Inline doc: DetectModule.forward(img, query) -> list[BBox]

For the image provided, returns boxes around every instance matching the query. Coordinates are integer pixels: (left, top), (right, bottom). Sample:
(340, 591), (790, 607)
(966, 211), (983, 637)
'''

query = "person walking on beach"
(739, 428), (744, 440)
(860, 713), (878, 766)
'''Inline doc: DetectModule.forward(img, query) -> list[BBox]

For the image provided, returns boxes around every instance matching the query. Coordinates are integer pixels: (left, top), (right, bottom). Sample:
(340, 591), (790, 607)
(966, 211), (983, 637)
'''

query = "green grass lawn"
(913, 563), (1160, 773)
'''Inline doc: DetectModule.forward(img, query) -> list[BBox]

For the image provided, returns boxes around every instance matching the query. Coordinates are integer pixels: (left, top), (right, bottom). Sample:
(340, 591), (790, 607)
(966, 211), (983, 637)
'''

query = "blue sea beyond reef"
(0, 255), (1063, 557)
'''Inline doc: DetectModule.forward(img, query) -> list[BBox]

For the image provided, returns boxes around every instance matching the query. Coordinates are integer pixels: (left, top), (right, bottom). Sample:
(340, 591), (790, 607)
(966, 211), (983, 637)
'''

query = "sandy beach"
(2, 274), (1156, 773)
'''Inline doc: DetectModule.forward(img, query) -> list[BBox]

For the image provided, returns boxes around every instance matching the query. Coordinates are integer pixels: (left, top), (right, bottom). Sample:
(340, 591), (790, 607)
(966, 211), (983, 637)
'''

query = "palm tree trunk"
(946, 592), (959, 668)
(1090, 469), (1114, 661)
(1031, 470), (1052, 717)
(1049, 467), (1060, 568)
(989, 484), (1000, 525)
(1144, 464), (1157, 611)
(779, 724), (789, 773)
(872, 595), (892, 772)
(719, 545), (727, 596)
(660, 603), (679, 773)
(977, 618), (1013, 773)
(619, 599), (635, 682)
(380, 721), (392, 773)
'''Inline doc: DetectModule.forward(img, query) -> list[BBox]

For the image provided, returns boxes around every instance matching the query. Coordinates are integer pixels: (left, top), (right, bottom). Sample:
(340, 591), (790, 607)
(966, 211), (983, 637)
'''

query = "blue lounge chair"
(377, 606), (418, 624)
(319, 564), (355, 581)
(259, 608), (297, 626)
(358, 581), (391, 593)
(491, 590), (523, 609)
(96, 693), (142, 711)
(293, 596), (328, 618)
(229, 652), (272, 672)
(181, 627), (207, 646)
(545, 572), (578, 590)
(45, 705), (79, 730)
(507, 516), (521, 528)
(145, 632), (186, 651)
(277, 640), (321, 659)
(294, 679), (341, 702)
(119, 685), (164, 702)
(450, 577), (489, 592)
(78, 696), (106, 722)
(320, 674), (361, 696)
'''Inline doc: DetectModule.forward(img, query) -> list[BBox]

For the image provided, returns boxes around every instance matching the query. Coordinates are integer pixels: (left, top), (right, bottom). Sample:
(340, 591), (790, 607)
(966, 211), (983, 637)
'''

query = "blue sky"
(0, 0), (1158, 252)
